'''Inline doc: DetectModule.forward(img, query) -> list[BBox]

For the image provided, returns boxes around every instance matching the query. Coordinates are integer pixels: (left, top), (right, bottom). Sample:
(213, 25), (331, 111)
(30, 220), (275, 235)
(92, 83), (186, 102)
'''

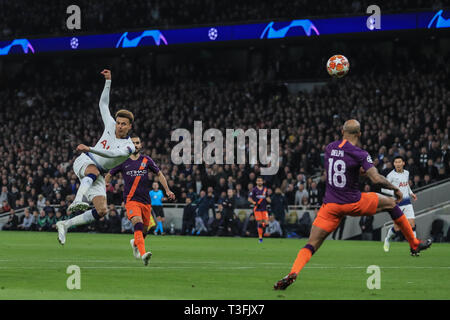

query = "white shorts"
(400, 204), (415, 220)
(73, 154), (107, 203)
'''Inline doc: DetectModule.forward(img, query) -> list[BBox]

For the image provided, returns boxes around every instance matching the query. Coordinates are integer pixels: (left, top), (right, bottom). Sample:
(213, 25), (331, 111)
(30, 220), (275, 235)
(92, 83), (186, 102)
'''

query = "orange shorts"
(254, 210), (269, 221)
(312, 192), (379, 233)
(125, 201), (152, 227)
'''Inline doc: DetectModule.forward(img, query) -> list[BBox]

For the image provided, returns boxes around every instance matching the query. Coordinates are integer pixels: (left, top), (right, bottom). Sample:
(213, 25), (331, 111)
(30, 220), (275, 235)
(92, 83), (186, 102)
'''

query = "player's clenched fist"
(100, 69), (111, 80)
(166, 190), (176, 201)
(76, 144), (90, 153)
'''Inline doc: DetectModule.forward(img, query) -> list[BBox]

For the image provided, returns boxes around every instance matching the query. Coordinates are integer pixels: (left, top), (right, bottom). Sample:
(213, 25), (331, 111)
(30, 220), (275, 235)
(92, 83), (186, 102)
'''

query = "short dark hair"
(393, 156), (405, 163)
(130, 134), (140, 140)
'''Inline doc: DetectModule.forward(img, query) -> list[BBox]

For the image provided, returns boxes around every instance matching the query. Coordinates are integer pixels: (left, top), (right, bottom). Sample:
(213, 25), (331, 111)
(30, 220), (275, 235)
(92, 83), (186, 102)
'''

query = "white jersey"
(84, 79), (135, 173)
(382, 169), (413, 207)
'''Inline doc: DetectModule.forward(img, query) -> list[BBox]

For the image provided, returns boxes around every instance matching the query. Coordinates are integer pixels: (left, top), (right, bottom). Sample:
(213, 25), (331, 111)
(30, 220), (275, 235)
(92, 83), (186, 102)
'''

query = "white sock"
(413, 231), (417, 238)
(74, 176), (95, 203)
(385, 227), (395, 241)
(66, 210), (96, 228)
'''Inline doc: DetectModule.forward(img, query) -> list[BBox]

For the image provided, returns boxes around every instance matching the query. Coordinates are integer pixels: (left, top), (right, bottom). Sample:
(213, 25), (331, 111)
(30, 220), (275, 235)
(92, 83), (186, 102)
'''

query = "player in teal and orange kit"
(106, 135), (175, 266)
(248, 177), (271, 243)
(274, 119), (432, 290)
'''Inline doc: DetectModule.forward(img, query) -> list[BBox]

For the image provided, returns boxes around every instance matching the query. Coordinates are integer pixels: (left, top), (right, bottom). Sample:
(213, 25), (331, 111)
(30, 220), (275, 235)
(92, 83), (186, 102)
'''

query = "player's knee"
(85, 165), (100, 177)
(384, 198), (396, 210)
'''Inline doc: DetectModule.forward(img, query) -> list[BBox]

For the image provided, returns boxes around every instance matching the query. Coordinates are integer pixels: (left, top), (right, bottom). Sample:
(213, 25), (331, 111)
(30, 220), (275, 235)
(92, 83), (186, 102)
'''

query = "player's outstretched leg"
(57, 196), (106, 245)
(274, 225), (330, 290)
(57, 208), (102, 245)
(378, 194), (432, 255)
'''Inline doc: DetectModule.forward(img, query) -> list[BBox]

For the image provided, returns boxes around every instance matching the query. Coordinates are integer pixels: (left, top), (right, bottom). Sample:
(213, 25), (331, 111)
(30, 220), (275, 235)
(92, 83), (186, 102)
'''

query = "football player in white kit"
(56, 69), (135, 245)
(382, 156), (418, 255)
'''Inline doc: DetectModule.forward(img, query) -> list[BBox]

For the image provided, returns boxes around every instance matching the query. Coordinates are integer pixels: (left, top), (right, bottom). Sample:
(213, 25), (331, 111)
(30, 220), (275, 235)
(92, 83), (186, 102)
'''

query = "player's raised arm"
(365, 167), (403, 202)
(99, 69), (115, 126)
(76, 142), (135, 159)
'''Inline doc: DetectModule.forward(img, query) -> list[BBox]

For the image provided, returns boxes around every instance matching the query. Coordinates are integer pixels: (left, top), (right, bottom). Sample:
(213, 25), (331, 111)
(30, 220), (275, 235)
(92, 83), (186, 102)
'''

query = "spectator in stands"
(1, 201), (11, 214)
(37, 195), (46, 211)
(193, 214), (209, 236)
(270, 187), (288, 225)
(47, 211), (57, 232)
(308, 181), (320, 206)
(244, 214), (258, 238)
(418, 147), (429, 175)
(181, 197), (196, 235)
(284, 212), (300, 238)
(221, 189), (236, 230)
(94, 216), (109, 233)
(294, 183), (308, 206)
(224, 213), (242, 237)
(18, 208), (33, 231)
(297, 211), (312, 238)
(121, 213), (133, 234)
(107, 209), (121, 233)
(234, 183), (248, 208)
(209, 212), (225, 236)
(30, 210), (39, 231)
(43, 200), (55, 215)
(412, 175), (422, 189)
(359, 215), (374, 240)
(264, 214), (282, 238)
(196, 190), (215, 225)
(423, 174), (432, 186)
(425, 159), (439, 181)
(0, 186), (8, 204)
(284, 184), (296, 206)
(37, 210), (48, 231)
(2, 209), (19, 230)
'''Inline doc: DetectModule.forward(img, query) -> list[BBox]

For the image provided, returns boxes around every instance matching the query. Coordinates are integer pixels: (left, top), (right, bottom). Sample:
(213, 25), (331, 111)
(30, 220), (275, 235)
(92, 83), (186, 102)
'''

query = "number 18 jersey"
(323, 139), (374, 204)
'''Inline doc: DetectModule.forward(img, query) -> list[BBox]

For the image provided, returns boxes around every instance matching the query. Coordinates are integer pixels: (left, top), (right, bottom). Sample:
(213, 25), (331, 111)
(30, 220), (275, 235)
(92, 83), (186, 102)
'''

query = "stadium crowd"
(0, 45), (449, 238)
(1, 0), (449, 39)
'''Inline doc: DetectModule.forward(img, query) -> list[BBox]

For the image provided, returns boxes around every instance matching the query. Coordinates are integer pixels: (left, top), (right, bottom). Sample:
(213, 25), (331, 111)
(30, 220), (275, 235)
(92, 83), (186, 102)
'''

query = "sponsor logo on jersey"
(126, 169), (147, 176)
(367, 155), (373, 163)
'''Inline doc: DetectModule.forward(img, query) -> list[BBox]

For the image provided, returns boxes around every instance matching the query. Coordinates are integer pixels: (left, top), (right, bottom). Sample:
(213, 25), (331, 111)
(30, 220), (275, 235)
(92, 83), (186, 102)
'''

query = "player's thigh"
(125, 201), (144, 222)
(312, 204), (342, 234)
(375, 193), (396, 212)
(92, 195), (107, 216)
(73, 154), (95, 179)
(408, 218), (415, 228)
(140, 204), (152, 227)
(255, 211), (268, 221)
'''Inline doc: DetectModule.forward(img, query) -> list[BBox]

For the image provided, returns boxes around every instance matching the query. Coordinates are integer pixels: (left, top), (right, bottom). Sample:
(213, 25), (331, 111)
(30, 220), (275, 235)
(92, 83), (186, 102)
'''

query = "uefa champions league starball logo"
(208, 28), (218, 40)
(70, 37), (79, 49)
